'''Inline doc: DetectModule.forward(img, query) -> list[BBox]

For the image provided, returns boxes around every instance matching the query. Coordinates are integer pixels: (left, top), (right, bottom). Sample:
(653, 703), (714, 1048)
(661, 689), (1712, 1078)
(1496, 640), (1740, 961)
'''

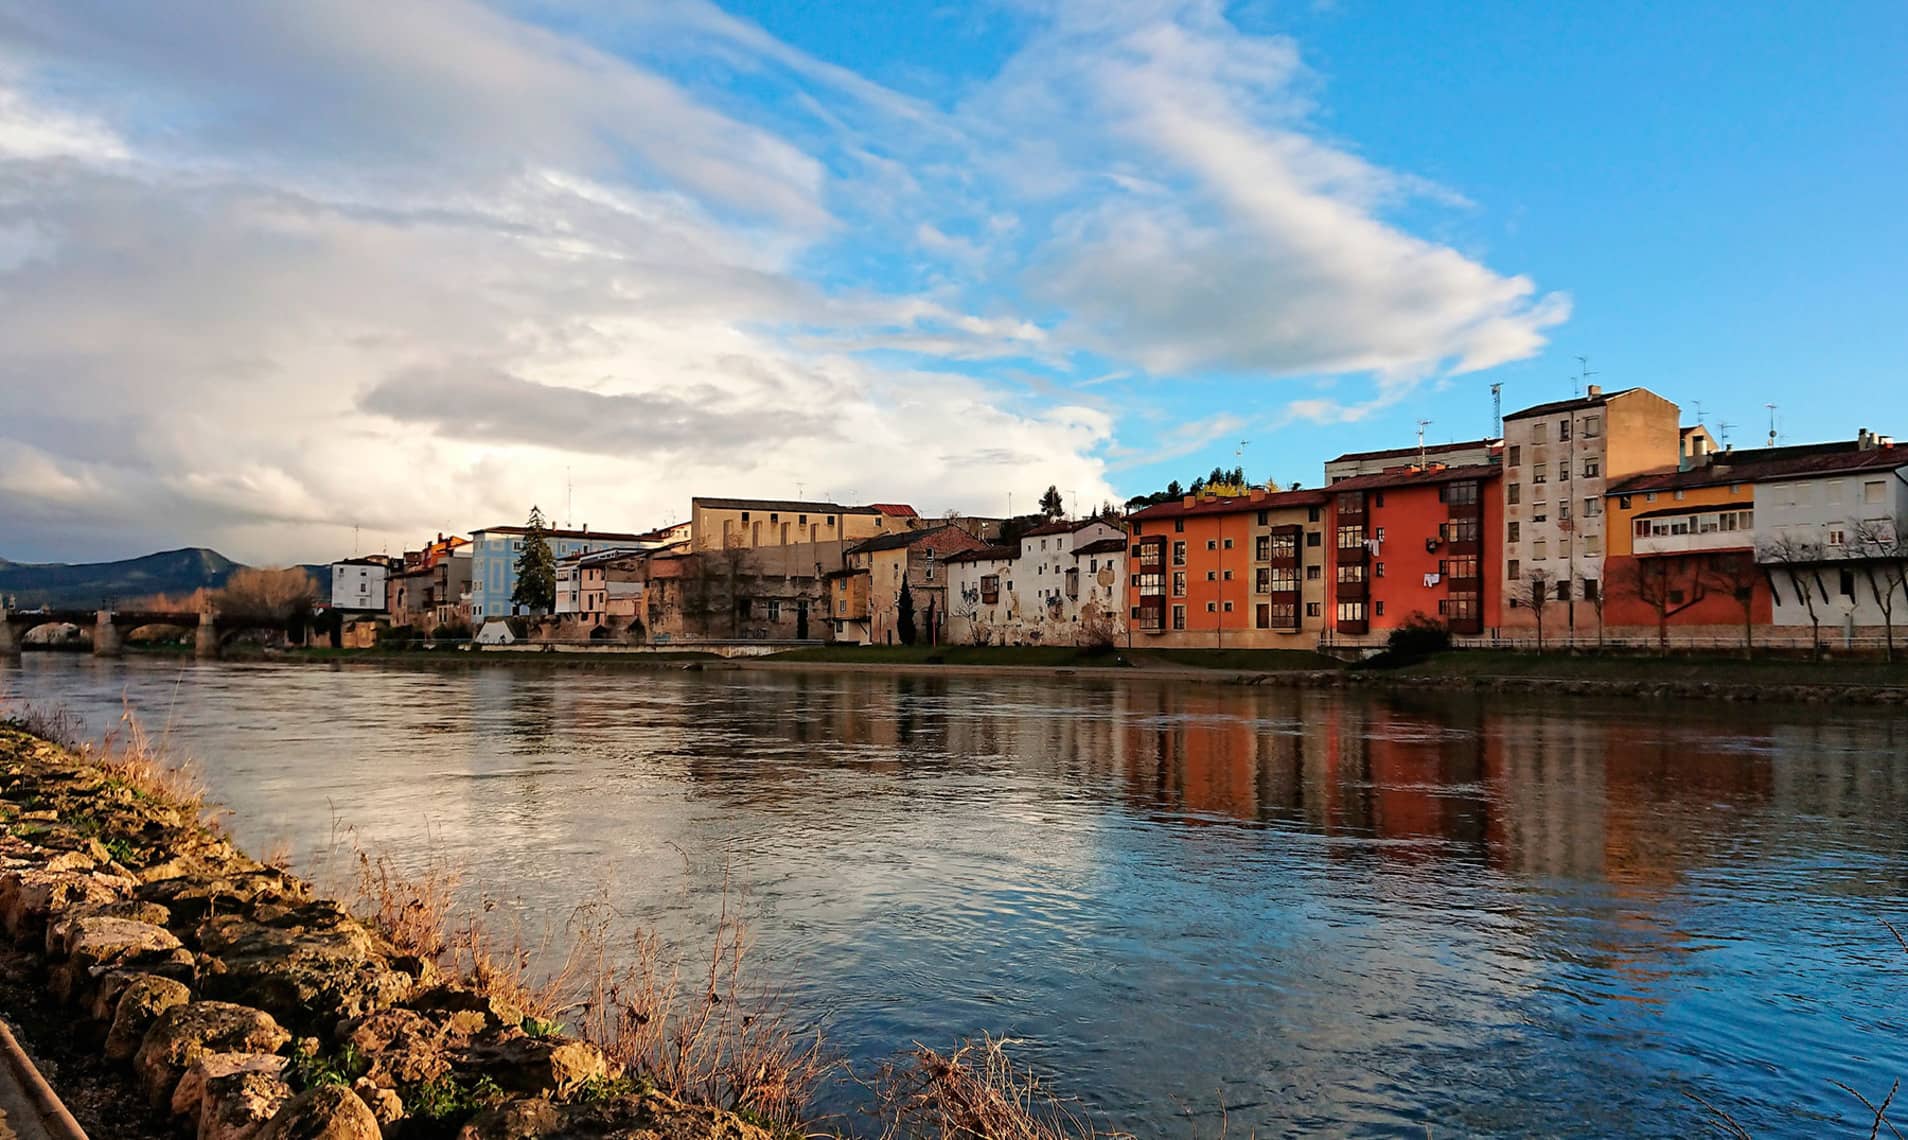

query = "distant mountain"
(0, 547), (244, 610)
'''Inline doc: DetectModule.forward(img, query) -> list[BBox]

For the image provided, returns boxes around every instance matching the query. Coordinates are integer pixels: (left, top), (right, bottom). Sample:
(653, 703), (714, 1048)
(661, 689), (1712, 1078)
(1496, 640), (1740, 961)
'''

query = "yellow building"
(1600, 465), (1764, 639)
(689, 498), (917, 552)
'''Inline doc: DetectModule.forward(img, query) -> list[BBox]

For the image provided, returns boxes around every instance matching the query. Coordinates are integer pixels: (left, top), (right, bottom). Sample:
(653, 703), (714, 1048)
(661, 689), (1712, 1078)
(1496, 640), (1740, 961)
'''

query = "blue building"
(469, 524), (649, 621)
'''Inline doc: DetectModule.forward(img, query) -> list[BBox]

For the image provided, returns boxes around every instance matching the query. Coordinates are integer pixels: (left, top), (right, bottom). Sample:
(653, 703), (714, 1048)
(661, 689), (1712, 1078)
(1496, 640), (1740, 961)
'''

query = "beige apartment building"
(689, 497), (916, 552)
(1499, 385), (1680, 636)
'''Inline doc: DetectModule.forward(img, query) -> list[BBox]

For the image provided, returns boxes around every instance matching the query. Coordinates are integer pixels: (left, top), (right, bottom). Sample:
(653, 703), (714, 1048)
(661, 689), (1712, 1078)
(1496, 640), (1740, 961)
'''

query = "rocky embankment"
(1231, 668), (1908, 706)
(0, 725), (774, 1140)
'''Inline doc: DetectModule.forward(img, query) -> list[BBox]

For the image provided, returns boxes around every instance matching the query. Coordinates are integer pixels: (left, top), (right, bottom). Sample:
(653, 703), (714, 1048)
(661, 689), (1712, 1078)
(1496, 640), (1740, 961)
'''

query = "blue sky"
(1, 1), (1903, 561)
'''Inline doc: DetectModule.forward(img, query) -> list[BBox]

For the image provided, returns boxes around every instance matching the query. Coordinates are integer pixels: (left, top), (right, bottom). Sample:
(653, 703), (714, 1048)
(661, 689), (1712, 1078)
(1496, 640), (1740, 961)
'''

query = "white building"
(945, 520), (1127, 645)
(1754, 435), (1907, 635)
(329, 557), (391, 612)
(468, 524), (649, 621)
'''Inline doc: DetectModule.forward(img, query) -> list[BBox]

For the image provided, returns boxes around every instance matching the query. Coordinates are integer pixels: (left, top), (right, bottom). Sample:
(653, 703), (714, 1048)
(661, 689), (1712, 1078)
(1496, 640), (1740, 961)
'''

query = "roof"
(846, 524), (965, 554)
(868, 503), (919, 517)
(1503, 388), (1641, 421)
(555, 546), (657, 567)
(1127, 487), (1328, 522)
(1020, 518), (1120, 538)
(1073, 537), (1127, 556)
(942, 545), (1018, 565)
(1315, 463), (1501, 494)
(1327, 438), (1500, 465)
(332, 556), (394, 567)
(1608, 443), (1906, 495)
(1630, 505), (1756, 522)
(1745, 444), (1908, 484)
(470, 525), (648, 541)
(690, 497), (878, 515)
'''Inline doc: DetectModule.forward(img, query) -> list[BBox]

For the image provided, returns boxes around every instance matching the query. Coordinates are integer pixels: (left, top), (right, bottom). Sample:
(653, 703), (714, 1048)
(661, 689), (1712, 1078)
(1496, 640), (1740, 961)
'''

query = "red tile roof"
(1317, 463), (1501, 493)
(1328, 438), (1499, 465)
(1608, 444), (1905, 495)
(869, 503), (919, 517)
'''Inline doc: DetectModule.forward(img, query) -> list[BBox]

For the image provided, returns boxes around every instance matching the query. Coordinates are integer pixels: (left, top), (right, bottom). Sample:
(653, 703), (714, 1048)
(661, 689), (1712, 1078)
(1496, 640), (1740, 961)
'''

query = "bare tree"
(1853, 518), (1908, 661)
(217, 567), (317, 626)
(1520, 569), (1555, 651)
(1702, 553), (1762, 660)
(1758, 533), (1830, 657)
(1585, 577), (1607, 650)
(1615, 557), (1684, 656)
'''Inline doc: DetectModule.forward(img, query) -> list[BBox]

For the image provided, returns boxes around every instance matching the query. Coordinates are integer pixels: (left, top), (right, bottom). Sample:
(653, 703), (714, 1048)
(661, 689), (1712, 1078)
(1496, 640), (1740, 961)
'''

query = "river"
(3, 655), (1905, 1137)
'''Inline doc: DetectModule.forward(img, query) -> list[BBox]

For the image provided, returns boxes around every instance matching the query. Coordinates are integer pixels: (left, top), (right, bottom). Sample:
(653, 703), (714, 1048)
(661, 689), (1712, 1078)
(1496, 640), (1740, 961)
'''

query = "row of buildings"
(331, 384), (1908, 650)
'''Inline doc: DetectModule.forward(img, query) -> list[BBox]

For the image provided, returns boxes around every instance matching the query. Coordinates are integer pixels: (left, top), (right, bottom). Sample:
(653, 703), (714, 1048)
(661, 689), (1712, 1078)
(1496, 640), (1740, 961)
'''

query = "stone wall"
(0, 726), (772, 1140)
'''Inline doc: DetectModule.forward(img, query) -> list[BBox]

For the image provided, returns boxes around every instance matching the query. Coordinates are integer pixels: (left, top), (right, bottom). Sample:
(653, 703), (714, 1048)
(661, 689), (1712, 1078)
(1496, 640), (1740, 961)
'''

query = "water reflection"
(3, 656), (1905, 1138)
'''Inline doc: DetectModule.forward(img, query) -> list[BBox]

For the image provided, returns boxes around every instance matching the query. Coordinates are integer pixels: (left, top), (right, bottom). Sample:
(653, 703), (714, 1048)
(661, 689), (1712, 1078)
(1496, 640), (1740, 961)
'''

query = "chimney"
(1182, 495), (1196, 509)
(1859, 427), (1874, 451)
(1586, 384), (1603, 397)
(1248, 488), (1266, 503)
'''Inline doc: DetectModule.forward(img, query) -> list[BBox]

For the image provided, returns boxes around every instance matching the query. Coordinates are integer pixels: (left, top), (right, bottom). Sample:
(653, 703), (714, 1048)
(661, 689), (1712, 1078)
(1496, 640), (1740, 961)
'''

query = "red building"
(1324, 463), (1502, 640)
(1124, 488), (1331, 647)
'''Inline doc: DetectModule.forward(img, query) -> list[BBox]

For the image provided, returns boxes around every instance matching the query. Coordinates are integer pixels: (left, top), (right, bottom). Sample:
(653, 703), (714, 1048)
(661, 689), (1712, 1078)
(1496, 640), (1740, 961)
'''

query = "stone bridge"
(0, 607), (229, 659)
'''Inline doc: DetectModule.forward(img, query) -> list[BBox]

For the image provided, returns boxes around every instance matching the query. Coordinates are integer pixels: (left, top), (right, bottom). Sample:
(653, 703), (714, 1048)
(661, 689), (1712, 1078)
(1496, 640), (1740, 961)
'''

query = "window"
(1223, 601), (1234, 612)
(1206, 540), (1218, 551)
(1584, 535), (1601, 556)
(740, 511), (751, 522)
(1174, 519), (1185, 533)
(1560, 503), (1571, 521)
(1374, 492), (1386, 508)
(1132, 523), (1143, 536)
(1172, 541), (1186, 566)
(1172, 572), (1186, 596)
(1559, 461), (1571, 482)
(1223, 570), (1235, 581)
(1828, 528), (1847, 547)
(1267, 567), (1298, 592)
(1206, 602), (1217, 613)
(1508, 522), (1521, 543)
(1256, 603), (1270, 628)
(1308, 507), (1322, 522)
(1533, 468), (1548, 485)
(1865, 480), (1887, 505)
(1441, 557), (1479, 579)
(1619, 494), (1632, 509)
(1306, 565), (1322, 581)
(1555, 581), (1570, 602)
(1375, 527), (1387, 543)
(1584, 497), (1601, 517)
(1581, 578), (1599, 600)
(1375, 561), (1386, 577)
(981, 575), (1000, 604)
(1509, 445), (1522, 467)
(1256, 535), (1270, 561)
(1507, 559), (1521, 581)
(1669, 589), (1686, 605)
(1559, 418), (1572, 441)
(1337, 525), (1365, 550)
(1206, 570), (1217, 581)
(1374, 601), (1386, 617)
(1336, 600), (1367, 622)
(1840, 569), (1857, 597)
(1508, 483), (1522, 505)
(1583, 415), (1602, 438)
(1172, 605), (1187, 630)
(1306, 531), (1322, 548)
(767, 600), (781, 621)
(1534, 539), (1548, 559)
(1223, 538), (1235, 550)
(1583, 458), (1600, 479)
(1337, 563), (1366, 583)
(1533, 423), (1547, 443)
(1306, 602), (1322, 617)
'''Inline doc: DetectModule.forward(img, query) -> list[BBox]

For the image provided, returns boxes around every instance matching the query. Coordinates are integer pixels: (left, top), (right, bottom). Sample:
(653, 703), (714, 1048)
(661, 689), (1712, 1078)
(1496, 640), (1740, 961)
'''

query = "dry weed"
(870, 1035), (1128, 1140)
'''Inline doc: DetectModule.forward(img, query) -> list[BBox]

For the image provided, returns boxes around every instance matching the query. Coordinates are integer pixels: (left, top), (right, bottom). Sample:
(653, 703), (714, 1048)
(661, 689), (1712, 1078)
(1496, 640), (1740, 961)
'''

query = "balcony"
(1634, 530), (1755, 558)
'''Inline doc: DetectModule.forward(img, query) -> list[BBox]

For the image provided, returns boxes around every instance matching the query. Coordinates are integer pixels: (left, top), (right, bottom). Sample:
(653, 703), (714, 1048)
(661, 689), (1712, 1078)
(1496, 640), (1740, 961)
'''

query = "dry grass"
(869, 1035), (1129, 1140)
(6, 699), (211, 818)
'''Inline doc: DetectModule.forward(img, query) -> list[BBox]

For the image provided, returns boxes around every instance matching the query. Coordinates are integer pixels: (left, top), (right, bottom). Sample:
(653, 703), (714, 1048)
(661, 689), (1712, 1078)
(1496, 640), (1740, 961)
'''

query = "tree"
(511, 506), (558, 614)
(1038, 485), (1065, 520)
(1165, 480), (1184, 498)
(1702, 553), (1762, 660)
(1758, 533), (1829, 657)
(897, 579), (918, 645)
(1094, 500), (1123, 524)
(1584, 576), (1607, 649)
(1520, 569), (1555, 651)
(1619, 557), (1682, 656)
(216, 568), (317, 627)
(1854, 519), (1908, 662)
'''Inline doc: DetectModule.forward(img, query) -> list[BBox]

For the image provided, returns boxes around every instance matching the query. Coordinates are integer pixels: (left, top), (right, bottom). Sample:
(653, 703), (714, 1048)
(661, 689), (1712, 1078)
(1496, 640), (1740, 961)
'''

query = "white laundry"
(1423, 572), (1441, 588)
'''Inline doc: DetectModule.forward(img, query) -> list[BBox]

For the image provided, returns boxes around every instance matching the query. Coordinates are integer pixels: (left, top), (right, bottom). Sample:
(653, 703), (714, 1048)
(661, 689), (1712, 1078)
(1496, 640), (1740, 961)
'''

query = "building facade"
(329, 557), (392, 613)
(1753, 440), (1908, 640)
(1326, 438), (1500, 483)
(943, 520), (1127, 646)
(1599, 467), (1766, 643)
(1499, 386), (1681, 637)
(1324, 464), (1502, 642)
(1123, 488), (1331, 648)
(688, 498), (912, 553)
(829, 525), (984, 645)
(468, 525), (647, 621)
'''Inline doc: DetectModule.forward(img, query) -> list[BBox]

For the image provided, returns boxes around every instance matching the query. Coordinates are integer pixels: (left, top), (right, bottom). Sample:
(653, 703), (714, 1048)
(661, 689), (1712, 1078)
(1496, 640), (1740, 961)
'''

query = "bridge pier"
(0, 608), (16, 659)
(195, 611), (220, 660)
(92, 611), (123, 657)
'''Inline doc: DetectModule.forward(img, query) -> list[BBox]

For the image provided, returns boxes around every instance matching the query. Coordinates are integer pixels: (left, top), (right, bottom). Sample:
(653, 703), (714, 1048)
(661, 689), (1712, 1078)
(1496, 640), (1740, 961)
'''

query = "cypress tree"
(511, 505), (558, 613)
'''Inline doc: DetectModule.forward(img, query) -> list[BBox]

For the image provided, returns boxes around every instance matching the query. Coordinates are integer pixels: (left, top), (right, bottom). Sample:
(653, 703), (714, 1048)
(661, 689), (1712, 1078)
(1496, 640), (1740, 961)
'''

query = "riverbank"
(0, 719), (801, 1140)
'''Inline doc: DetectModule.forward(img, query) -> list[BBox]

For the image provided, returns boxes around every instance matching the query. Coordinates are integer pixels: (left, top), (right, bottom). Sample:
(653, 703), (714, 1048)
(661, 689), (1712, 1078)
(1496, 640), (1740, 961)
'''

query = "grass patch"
(767, 645), (1130, 668)
(1400, 650), (1908, 687)
(1139, 648), (1343, 671)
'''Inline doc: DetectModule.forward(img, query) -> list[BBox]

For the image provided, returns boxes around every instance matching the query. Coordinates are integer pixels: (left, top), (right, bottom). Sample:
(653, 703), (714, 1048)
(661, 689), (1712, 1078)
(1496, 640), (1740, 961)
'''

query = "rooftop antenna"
(1236, 439), (1250, 486)
(1573, 355), (1598, 397)
(796, 481), (805, 500)
(1067, 488), (1078, 519)
(353, 524), (360, 558)
(1717, 420), (1736, 447)
(1765, 403), (1779, 447)
(1416, 419), (1432, 469)
(1490, 382), (1503, 437)
(1691, 400), (1705, 425)
(565, 466), (573, 529)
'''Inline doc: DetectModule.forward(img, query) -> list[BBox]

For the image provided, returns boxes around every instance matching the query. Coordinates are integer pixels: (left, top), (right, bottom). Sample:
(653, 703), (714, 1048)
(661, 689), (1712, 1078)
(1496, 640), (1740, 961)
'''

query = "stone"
(349, 1077), (404, 1128)
(104, 973), (193, 1060)
(137, 869), (306, 931)
(456, 1033), (608, 1097)
(456, 1098), (560, 1140)
(339, 1008), (451, 1086)
(171, 1051), (288, 1121)
(48, 915), (194, 1005)
(256, 1084), (382, 1140)
(195, 902), (417, 1034)
(134, 1000), (291, 1109)
(0, 866), (135, 942)
(48, 898), (172, 955)
(199, 1070), (295, 1140)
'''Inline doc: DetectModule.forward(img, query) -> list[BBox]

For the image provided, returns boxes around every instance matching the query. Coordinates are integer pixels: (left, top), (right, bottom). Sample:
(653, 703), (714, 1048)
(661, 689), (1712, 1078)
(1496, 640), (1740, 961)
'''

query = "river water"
(3, 655), (1905, 1137)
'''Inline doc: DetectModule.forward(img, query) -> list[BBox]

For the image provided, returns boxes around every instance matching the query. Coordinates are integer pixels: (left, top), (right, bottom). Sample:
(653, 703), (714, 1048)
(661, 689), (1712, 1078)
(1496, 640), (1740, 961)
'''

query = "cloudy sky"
(2, 2), (1902, 564)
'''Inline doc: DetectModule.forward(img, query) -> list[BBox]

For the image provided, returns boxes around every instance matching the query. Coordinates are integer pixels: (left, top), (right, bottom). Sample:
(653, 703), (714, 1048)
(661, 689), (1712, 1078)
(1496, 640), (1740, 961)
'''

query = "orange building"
(1599, 465), (1770, 640)
(1324, 464), (1502, 640)
(1124, 488), (1330, 647)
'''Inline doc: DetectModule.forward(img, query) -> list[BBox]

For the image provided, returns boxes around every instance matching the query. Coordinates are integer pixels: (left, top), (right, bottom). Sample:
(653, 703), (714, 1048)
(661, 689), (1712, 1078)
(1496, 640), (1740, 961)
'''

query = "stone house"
(644, 540), (851, 643)
(944, 519), (1128, 646)
(829, 526), (985, 645)
(688, 498), (916, 553)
